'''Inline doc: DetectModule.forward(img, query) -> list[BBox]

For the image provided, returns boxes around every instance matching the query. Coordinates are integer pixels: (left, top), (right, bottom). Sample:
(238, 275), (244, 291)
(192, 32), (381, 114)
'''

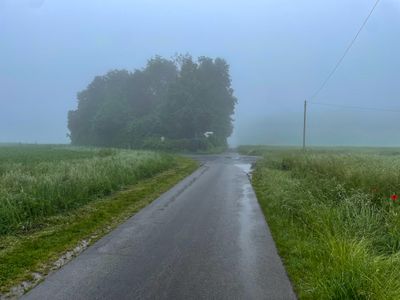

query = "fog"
(1, 0), (399, 146)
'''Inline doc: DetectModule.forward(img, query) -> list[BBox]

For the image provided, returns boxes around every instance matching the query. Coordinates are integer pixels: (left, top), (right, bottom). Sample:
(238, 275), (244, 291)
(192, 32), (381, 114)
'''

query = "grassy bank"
(0, 145), (176, 235)
(0, 145), (197, 293)
(242, 146), (400, 299)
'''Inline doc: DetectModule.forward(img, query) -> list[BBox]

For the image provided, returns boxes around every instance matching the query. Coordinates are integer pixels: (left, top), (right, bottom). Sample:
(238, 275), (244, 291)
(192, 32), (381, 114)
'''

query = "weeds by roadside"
(248, 147), (400, 299)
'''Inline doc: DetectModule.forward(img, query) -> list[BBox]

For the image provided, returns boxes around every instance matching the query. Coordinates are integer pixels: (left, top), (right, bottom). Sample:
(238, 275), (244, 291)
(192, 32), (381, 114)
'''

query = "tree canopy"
(68, 55), (237, 151)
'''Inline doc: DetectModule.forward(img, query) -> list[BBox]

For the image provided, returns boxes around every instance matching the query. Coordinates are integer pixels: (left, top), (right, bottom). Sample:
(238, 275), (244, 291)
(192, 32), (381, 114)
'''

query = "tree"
(68, 55), (237, 150)
(68, 70), (132, 146)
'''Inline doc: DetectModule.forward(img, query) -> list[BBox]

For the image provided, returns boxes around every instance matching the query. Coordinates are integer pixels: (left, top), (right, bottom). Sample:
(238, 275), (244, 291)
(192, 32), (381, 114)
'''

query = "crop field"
(239, 146), (400, 299)
(0, 145), (176, 235)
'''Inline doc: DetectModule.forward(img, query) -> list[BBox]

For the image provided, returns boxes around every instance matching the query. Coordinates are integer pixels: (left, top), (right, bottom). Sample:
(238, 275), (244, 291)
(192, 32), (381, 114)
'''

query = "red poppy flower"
(391, 194), (398, 202)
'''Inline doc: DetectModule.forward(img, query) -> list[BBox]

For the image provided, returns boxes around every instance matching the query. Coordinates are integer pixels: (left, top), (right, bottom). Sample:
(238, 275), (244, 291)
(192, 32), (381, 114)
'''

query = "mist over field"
(1, 0), (399, 146)
(237, 110), (400, 147)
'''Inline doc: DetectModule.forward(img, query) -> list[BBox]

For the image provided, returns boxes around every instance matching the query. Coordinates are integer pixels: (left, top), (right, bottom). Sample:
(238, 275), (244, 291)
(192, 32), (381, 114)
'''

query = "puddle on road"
(235, 163), (253, 178)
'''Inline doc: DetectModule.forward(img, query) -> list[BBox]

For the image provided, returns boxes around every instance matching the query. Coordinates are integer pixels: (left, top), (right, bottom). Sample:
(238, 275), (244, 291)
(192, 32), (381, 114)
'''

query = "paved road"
(23, 154), (296, 300)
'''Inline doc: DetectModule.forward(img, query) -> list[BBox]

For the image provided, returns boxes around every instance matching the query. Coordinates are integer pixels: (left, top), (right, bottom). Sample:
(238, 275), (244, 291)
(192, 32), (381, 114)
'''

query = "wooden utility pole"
(303, 100), (307, 150)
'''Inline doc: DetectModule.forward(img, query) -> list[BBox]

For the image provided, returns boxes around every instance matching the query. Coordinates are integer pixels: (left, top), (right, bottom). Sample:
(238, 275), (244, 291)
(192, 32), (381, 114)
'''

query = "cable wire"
(309, 101), (400, 113)
(310, 0), (381, 100)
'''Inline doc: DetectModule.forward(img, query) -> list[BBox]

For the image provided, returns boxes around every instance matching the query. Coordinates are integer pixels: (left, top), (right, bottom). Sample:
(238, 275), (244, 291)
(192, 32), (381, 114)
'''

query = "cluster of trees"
(68, 55), (237, 151)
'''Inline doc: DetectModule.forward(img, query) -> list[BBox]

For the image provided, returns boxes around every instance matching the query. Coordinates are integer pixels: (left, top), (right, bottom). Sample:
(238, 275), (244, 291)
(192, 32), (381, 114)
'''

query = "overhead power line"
(309, 101), (400, 113)
(310, 0), (382, 100)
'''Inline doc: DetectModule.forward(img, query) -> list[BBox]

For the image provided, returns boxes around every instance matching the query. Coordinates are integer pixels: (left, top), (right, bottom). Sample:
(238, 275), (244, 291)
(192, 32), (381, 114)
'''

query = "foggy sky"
(1, 0), (400, 146)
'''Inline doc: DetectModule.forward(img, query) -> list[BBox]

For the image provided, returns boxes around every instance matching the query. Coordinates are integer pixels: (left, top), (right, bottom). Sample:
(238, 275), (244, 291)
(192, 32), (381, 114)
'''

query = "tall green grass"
(249, 147), (400, 299)
(0, 145), (175, 235)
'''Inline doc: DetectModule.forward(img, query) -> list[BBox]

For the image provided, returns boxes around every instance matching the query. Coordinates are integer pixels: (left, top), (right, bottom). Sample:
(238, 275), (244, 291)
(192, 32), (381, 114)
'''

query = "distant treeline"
(68, 55), (237, 151)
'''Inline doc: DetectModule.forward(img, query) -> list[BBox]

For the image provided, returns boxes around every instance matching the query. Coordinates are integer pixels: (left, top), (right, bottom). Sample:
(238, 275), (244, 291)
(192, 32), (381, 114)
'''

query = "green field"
(0, 145), (197, 293)
(239, 146), (400, 299)
(0, 145), (177, 235)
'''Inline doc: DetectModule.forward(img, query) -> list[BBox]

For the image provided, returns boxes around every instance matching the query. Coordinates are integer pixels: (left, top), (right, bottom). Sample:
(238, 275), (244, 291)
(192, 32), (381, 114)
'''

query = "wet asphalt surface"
(23, 153), (296, 300)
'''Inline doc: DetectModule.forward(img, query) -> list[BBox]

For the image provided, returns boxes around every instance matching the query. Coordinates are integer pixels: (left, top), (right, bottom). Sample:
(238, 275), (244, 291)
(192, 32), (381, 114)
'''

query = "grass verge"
(248, 147), (400, 299)
(0, 157), (197, 294)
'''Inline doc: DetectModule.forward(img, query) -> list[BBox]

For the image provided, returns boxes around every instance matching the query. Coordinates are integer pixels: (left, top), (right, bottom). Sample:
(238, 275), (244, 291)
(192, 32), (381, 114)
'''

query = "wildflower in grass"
(391, 194), (398, 202)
